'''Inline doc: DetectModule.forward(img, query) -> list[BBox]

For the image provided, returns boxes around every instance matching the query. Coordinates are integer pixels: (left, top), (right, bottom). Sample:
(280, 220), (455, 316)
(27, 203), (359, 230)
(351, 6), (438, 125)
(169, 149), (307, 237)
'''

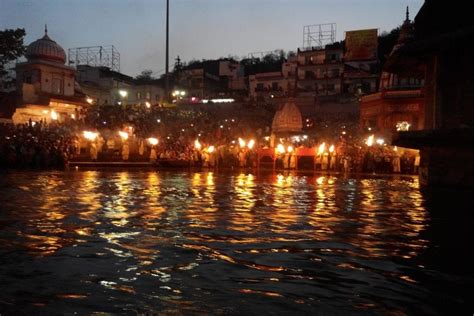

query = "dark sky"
(1, 0), (423, 77)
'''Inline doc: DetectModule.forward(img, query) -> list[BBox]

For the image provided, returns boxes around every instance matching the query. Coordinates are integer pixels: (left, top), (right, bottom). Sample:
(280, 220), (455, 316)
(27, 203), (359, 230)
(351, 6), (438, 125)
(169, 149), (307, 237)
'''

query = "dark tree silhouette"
(0, 28), (26, 75)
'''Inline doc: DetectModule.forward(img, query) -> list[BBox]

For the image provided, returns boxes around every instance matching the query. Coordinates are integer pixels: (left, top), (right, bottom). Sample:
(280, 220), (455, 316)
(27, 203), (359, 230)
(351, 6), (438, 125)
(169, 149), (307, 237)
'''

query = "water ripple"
(0, 170), (472, 314)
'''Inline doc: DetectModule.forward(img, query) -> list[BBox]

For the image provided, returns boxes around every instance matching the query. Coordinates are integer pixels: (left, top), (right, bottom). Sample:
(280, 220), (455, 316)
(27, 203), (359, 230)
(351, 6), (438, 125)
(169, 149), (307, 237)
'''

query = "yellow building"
(12, 27), (87, 124)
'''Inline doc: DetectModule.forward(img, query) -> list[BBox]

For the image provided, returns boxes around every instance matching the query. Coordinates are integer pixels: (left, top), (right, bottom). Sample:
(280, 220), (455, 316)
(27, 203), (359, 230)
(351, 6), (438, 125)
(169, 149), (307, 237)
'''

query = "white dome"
(26, 31), (66, 64)
(272, 99), (303, 134)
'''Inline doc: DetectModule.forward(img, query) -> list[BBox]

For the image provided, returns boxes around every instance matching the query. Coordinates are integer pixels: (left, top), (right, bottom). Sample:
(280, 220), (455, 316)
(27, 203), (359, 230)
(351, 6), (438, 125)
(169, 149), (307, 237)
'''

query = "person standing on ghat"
(122, 142), (130, 161)
(149, 146), (157, 163)
(90, 142), (98, 162)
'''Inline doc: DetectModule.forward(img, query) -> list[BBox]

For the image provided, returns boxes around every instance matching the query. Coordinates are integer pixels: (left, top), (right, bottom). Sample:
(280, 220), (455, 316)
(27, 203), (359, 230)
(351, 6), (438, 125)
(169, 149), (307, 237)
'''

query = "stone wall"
(420, 146), (474, 188)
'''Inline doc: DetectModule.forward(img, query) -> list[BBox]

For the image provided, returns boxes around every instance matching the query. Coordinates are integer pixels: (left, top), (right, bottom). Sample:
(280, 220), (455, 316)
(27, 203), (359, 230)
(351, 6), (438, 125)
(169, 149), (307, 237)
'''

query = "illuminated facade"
(271, 99), (303, 139)
(12, 27), (87, 124)
(360, 9), (424, 137)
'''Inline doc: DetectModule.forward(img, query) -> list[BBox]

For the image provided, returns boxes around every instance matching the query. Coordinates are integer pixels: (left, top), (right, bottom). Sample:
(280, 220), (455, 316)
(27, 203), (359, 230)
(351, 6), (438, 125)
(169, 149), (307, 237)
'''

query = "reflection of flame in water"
(77, 171), (103, 221)
(186, 172), (218, 230)
(191, 173), (202, 199)
(309, 175), (339, 239)
(271, 173), (298, 232)
(104, 172), (134, 227)
(142, 172), (166, 227)
(1, 170), (434, 310)
(22, 174), (70, 256)
(229, 173), (256, 231)
(206, 172), (214, 186)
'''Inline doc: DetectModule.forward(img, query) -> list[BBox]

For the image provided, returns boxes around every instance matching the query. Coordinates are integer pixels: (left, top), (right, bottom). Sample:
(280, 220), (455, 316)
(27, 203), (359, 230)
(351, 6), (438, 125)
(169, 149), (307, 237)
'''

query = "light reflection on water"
(0, 170), (472, 314)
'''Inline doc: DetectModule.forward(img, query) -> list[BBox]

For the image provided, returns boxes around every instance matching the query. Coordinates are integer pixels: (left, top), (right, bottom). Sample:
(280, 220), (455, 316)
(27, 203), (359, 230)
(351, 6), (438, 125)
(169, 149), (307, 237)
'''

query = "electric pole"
(165, 0), (169, 102)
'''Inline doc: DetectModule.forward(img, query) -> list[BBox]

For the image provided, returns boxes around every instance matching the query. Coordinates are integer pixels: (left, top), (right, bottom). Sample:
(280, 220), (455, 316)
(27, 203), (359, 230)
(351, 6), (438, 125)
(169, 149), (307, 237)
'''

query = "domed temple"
(11, 26), (87, 124)
(271, 98), (303, 139)
(360, 8), (424, 137)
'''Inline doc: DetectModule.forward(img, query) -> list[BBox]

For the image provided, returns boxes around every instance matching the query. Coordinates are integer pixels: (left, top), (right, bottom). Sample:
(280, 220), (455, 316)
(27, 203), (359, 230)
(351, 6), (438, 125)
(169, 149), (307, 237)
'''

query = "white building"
(11, 28), (87, 124)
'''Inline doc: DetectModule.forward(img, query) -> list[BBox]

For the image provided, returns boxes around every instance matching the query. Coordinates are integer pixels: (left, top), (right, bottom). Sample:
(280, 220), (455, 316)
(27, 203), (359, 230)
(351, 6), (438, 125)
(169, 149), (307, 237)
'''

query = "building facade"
(76, 65), (164, 106)
(360, 9), (424, 137)
(248, 57), (297, 102)
(11, 28), (87, 124)
(296, 47), (345, 96)
(177, 59), (246, 100)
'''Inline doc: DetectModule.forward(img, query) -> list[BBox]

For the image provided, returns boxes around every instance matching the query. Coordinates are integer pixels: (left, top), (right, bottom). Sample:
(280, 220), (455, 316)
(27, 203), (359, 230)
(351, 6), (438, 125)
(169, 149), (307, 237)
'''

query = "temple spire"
(44, 24), (48, 36)
(405, 6), (410, 22)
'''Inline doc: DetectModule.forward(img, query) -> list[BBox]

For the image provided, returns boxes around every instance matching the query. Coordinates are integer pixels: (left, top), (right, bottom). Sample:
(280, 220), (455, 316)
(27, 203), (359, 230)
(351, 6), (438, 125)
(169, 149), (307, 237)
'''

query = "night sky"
(1, 0), (423, 77)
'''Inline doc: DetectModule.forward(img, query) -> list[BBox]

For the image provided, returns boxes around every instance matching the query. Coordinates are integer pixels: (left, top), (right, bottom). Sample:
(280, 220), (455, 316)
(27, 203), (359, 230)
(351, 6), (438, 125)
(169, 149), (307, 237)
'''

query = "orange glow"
(276, 144), (285, 154)
(147, 137), (158, 145)
(194, 139), (202, 150)
(366, 135), (374, 146)
(318, 142), (326, 155)
(247, 139), (255, 149)
(50, 110), (58, 120)
(83, 131), (98, 141)
(118, 131), (129, 141)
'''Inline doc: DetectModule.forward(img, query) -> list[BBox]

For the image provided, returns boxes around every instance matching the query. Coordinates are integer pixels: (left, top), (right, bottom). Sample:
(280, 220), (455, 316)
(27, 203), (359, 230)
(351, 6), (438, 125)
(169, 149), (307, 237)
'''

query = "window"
(362, 81), (371, 93)
(326, 84), (335, 91)
(332, 54), (339, 61)
(137, 92), (142, 99)
(155, 94), (160, 101)
(146, 92), (151, 99)
(256, 83), (264, 91)
(52, 78), (63, 94)
(305, 71), (315, 80)
(331, 68), (340, 78)
(272, 82), (279, 91)
(23, 71), (32, 84)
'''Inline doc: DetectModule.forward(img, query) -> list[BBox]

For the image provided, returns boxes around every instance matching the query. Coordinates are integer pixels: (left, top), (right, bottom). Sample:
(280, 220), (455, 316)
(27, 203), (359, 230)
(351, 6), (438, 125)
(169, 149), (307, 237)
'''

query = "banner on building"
(344, 29), (378, 61)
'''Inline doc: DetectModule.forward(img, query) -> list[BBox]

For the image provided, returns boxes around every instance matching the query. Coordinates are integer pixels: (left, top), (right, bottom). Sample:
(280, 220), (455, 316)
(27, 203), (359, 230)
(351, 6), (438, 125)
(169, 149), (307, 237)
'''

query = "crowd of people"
(0, 121), (79, 168)
(1, 105), (420, 175)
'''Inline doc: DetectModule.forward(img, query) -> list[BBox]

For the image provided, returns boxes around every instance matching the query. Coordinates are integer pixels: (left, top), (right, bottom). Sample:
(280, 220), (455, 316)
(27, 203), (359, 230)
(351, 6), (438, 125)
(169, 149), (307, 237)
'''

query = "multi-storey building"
(296, 47), (345, 96)
(76, 65), (164, 106)
(177, 59), (246, 99)
(248, 36), (379, 116)
(248, 57), (297, 102)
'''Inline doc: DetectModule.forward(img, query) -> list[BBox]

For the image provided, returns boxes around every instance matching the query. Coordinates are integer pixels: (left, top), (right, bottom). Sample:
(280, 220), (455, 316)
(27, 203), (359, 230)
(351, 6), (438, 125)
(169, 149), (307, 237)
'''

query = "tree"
(135, 69), (154, 83)
(378, 27), (401, 67)
(0, 28), (26, 75)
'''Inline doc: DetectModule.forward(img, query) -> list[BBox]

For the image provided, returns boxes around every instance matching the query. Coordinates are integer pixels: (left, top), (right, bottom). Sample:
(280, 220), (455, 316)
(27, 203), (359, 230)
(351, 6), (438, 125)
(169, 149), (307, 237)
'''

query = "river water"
(0, 170), (472, 314)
